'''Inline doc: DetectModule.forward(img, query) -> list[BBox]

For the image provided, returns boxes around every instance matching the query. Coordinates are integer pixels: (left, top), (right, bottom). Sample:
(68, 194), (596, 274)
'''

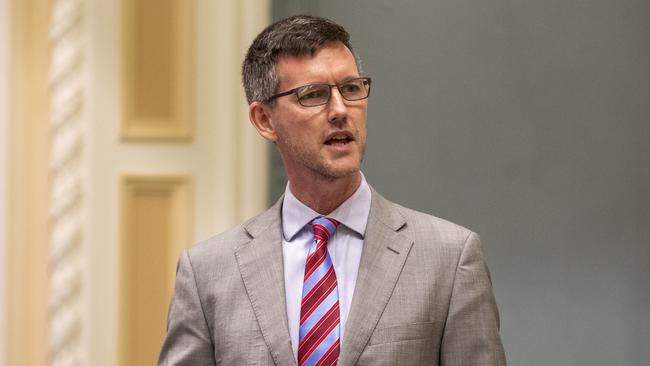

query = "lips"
(324, 131), (354, 145)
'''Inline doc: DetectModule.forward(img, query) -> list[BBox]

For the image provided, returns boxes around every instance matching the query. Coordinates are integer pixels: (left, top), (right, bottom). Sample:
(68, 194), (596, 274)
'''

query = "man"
(159, 15), (506, 366)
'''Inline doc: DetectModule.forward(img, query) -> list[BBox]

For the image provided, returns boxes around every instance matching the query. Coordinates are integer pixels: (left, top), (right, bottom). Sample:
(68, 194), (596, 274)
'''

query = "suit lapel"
(235, 198), (297, 366)
(338, 190), (413, 366)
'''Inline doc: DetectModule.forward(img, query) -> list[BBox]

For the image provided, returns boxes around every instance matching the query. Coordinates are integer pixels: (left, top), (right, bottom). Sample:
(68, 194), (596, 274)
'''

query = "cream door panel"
(86, 1), (269, 365)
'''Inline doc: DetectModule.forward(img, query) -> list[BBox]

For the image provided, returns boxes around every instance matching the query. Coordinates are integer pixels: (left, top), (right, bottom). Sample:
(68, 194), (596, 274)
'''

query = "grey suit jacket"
(158, 189), (506, 365)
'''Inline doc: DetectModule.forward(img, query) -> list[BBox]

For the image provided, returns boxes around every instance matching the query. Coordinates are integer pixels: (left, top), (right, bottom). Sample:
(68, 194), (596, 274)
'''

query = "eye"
(339, 82), (362, 94)
(339, 79), (366, 98)
(297, 85), (329, 101)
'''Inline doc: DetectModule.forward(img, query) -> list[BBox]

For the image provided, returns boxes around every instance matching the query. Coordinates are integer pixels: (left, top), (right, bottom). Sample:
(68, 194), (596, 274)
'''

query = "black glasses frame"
(264, 77), (372, 107)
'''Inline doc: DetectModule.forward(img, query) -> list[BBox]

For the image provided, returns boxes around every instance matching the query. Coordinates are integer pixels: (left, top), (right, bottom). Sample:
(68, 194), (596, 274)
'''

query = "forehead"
(276, 41), (359, 88)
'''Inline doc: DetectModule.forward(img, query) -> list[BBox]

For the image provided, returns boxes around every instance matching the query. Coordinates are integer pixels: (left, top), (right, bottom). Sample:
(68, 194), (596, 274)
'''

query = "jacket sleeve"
(440, 232), (507, 366)
(158, 250), (216, 366)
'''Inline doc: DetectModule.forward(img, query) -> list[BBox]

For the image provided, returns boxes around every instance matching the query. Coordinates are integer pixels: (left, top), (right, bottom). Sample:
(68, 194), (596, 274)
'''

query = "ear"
(248, 101), (278, 142)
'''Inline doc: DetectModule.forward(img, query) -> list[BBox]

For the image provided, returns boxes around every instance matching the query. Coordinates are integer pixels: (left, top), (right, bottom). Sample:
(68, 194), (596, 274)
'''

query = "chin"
(318, 163), (361, 181)
(325, 155), (364, 178)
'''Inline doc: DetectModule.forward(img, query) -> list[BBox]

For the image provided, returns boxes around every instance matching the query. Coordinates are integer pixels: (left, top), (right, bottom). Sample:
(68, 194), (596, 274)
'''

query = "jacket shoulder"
(185, 199), (281, 269)
(399, 204), (473, 240)
(189, 224), (248, 257)
(372, 190), (475, 248)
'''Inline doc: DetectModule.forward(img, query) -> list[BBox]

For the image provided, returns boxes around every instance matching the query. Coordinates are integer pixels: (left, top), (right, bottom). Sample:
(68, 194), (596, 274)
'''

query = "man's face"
(265, 41), (368, 182)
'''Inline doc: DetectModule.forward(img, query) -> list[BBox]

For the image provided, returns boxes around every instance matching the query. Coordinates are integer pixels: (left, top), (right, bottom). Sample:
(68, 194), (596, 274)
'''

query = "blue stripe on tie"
(302, 323), (340, 366)
(302, 249), (333, 297)
(299, 287), (338, 339)
(313, 216), (337, 235)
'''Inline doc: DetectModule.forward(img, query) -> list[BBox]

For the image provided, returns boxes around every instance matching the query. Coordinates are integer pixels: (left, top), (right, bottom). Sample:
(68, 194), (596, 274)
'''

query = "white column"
(48, 0), (86, 364)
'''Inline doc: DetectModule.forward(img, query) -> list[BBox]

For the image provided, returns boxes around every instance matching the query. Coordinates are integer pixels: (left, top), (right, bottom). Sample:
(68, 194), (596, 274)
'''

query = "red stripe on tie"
(315, 338), (340, 366)
(304, 241), (327, 279)
(298, 302), (339, 353)
(312, 224), (330, 241)
(300, 267), (337, 324)
(298, 309), (340, 364)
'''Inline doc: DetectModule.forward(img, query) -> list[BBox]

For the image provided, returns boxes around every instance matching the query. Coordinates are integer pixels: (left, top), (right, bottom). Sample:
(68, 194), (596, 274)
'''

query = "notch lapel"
(338, 190), (413, 366)
(235, 199), (297, 366)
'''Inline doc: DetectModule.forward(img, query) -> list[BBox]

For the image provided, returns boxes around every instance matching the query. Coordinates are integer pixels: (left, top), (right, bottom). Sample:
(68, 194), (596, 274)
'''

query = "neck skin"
(288, 170), (361, 215)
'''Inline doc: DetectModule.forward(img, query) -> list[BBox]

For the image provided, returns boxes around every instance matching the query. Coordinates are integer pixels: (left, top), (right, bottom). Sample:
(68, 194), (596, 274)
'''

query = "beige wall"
(0, 0), (8, 362)
(5, 0), (51, 365)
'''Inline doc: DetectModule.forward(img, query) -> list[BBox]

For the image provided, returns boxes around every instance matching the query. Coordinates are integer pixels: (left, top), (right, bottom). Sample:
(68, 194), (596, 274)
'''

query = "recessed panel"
(121, 0), (195, 141)
(119, 175), (192, 365)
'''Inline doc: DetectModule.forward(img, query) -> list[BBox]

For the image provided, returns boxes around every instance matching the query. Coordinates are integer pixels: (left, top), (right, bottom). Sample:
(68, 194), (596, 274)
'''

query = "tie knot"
(310, 216), (339, 242)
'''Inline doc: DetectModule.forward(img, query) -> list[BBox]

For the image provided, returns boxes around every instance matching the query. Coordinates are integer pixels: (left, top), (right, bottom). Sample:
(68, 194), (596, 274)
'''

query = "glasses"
(265, 77), (372, 107)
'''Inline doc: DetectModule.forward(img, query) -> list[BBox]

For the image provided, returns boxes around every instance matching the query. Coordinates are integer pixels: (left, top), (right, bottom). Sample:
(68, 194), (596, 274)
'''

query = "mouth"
(324, 132), (354, 146)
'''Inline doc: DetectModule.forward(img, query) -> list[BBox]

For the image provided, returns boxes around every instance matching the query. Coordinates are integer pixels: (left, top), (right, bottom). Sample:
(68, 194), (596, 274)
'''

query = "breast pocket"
(359, 322), (440, 366)
(368, 321), (436, 345)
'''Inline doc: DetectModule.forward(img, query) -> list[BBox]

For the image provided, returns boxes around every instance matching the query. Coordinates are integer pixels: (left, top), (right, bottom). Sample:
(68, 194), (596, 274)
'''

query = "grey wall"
(270, 1), (649, 365)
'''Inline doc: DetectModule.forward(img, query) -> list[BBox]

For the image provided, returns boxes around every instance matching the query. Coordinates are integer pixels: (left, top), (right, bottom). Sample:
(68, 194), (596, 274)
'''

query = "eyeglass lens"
(296, 78), (370, 106)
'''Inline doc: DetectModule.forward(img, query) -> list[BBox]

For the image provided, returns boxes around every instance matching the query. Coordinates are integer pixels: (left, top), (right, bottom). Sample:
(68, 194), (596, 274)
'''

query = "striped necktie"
(298, 216), (341, 366)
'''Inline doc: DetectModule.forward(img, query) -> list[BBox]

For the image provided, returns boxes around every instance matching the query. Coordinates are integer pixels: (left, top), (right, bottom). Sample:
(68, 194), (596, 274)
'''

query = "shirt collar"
(282, 173), (372, 241)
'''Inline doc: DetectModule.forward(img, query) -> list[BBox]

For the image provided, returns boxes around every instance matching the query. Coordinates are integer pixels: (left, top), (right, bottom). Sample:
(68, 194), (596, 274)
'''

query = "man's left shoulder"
(372, 190), (477, 249)
(399, 204), (474, 240)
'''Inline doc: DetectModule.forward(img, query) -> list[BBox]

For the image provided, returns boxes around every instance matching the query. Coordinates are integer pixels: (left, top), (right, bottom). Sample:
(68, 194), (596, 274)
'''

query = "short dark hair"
(242, 15), (360, 105)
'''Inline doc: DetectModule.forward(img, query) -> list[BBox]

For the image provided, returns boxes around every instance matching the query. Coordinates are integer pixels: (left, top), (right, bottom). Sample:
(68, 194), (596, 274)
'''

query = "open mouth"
(324, 136), (353, 145)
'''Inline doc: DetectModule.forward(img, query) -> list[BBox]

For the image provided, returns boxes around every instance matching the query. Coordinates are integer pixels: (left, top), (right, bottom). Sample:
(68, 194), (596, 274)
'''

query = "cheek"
(355, 114), (368, 140)
(272, 109), (322, 138)
(275, 123), (318, 149)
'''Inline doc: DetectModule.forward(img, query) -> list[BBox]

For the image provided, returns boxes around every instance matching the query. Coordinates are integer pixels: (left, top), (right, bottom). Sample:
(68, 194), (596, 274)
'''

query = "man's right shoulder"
(188, 223), (250, 259)
(184, 199), (282, 267)
(179, 220), (256, 280)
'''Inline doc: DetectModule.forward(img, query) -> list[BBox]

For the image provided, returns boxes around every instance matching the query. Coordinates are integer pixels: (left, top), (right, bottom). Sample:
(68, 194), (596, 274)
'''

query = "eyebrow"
(338, 76), (361, 83)
(299, 76), (362, 86)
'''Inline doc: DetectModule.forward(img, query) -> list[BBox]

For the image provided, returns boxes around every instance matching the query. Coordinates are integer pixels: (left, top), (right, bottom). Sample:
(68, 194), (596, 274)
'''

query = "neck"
(288, 171), (362, 215)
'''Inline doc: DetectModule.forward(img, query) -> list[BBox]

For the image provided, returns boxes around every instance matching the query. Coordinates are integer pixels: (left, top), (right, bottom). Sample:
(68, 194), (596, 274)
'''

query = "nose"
(327, 86), (348, 124)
